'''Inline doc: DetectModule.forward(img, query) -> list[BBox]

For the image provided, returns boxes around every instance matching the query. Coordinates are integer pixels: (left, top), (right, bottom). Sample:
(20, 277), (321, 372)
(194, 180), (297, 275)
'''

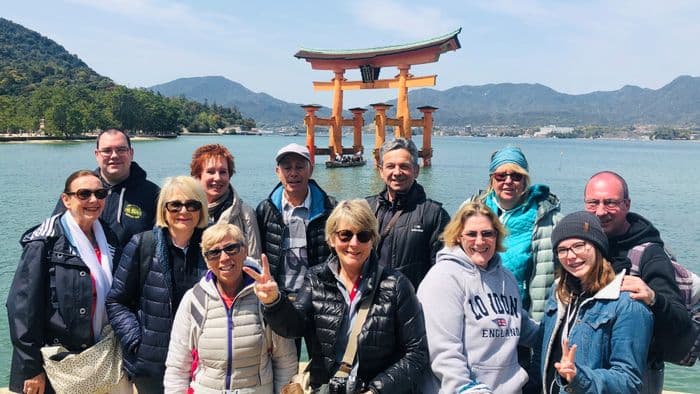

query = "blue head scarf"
(489, 146), (529, 173)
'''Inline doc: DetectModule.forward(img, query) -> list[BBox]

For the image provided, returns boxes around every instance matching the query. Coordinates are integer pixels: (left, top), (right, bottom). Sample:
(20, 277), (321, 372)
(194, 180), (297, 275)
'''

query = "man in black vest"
(366, 138), (449, 290)
(584, 171), (692, 394)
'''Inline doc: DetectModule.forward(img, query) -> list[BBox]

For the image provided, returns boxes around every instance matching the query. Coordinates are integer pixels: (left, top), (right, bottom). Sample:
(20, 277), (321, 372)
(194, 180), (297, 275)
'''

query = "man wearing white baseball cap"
(256, 143), (337, 298)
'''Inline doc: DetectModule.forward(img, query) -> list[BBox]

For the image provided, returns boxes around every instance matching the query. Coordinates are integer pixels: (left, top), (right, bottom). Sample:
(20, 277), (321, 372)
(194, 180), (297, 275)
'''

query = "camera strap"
(335, 266), (383, 378)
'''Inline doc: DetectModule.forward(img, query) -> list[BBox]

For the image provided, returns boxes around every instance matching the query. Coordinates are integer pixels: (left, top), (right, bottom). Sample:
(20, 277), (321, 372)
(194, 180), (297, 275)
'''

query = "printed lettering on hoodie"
(467, 292), (521, 338)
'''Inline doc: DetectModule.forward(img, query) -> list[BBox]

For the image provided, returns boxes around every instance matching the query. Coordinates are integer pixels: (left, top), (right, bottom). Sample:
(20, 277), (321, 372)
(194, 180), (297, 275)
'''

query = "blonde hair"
(556, 245), (616, 304)
(324, 199), (379, 246)
(486, 162), (531, 194)
(201, 223), (245, 262)
(155, 176), (209, 228)
(441, 201), (506, 252)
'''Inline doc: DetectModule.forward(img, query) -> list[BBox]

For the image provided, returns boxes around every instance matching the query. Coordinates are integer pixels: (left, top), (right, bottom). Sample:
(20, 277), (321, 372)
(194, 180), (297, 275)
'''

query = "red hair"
(190, 144), (235, 178)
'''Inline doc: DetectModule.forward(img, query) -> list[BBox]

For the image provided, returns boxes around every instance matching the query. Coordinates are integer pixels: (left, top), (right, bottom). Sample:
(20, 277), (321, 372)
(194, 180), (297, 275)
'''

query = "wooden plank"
(312, 75), (436, 91)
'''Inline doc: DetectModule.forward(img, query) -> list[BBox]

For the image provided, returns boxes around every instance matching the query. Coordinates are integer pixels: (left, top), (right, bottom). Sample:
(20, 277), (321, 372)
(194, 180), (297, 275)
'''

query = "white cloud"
(350, 0), (460, 40)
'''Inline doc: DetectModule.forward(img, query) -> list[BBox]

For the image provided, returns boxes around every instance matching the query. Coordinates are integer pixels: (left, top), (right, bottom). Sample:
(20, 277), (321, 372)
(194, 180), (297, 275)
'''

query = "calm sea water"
(0, 135), (698, 391)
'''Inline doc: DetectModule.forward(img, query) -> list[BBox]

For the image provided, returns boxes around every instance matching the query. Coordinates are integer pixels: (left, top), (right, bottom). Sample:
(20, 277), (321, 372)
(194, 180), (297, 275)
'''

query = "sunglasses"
(335, 230), (373, 243)
(203, 242), (242, 260)
(165, 200), (203, 213)
(461, 230), (497, 239)
(65, 188), (109, 200)
(492, 172), (524, 182)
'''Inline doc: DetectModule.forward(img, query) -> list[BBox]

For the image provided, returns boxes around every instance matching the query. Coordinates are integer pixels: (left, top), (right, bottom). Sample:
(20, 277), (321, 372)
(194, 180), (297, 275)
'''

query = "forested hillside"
(0, 18), (255, 135)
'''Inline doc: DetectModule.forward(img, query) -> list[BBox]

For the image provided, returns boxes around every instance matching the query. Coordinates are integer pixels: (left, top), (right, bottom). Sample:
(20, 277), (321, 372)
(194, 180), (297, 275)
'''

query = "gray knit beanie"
(551, 211), (609, 256)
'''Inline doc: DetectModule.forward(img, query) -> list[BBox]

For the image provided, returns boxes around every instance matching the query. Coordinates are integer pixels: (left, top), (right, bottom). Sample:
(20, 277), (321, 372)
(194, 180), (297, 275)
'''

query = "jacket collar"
(319, 252), (382, 299)
(377, 181), (426, 211)
(591, 271), (625, 300)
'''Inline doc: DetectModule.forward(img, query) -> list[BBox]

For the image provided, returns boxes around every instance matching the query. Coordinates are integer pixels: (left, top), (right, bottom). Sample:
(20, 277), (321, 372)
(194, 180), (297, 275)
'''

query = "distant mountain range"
(149, 76), (330, 126)
(150, 75), (700, 127)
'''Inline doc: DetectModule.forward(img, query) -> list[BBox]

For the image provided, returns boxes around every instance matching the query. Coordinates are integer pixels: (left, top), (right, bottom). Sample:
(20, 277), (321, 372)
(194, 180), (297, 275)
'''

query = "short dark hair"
(378, 138), (419, 167)
(587, 171), (629, 199)
(96, 128), (131, 149)
(64, 169), (99, 193)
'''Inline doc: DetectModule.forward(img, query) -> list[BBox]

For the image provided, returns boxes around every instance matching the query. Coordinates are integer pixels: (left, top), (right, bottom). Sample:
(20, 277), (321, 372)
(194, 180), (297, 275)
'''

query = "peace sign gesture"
(554, 338), (577, 382)
(243, 254), (280, 305)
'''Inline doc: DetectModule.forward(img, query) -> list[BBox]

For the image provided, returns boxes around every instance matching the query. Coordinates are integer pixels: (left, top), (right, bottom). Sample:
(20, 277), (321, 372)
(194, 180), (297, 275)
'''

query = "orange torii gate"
(295, 28), (461, 166)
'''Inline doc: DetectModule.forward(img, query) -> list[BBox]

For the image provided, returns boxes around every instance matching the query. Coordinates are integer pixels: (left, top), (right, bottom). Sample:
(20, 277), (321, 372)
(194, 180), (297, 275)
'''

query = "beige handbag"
(40, 325), (124, 394)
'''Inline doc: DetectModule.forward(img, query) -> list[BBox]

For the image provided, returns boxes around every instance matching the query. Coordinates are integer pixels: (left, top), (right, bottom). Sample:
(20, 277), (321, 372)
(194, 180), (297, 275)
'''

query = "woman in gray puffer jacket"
(164, 223), (297, 393)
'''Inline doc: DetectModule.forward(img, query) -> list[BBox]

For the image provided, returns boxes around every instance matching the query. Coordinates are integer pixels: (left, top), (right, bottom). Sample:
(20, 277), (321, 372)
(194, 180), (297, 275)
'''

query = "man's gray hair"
(378, 138), (419, 167)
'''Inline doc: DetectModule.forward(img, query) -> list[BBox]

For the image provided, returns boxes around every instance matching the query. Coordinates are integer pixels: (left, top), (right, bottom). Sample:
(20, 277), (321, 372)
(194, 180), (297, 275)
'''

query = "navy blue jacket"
(7, 214), (120, 393)
(106, 226), (206, 379)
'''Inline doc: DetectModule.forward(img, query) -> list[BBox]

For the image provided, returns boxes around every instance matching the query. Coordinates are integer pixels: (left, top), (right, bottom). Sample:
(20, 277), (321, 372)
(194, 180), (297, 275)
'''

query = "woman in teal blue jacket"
(467, 145), (562, 321)
(538, 211), (652, 393)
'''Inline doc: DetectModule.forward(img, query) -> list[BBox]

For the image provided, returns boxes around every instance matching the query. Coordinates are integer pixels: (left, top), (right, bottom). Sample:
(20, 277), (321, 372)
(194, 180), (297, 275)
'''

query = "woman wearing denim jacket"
(537, 212), (653, 394)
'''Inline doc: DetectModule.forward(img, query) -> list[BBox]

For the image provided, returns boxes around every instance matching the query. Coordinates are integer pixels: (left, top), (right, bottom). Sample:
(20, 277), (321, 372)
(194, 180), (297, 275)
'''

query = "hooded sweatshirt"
(608, 212), (690, 366)
(417, 245), (539, 394)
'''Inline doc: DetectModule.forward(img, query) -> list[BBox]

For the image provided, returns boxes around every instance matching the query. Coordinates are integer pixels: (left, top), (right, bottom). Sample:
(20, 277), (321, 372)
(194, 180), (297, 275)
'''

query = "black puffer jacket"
(7, 214), (120, 393)
(366, 182), (450, 290)
(106, 226), (206, 379)
(263, 254), (428, 393)
(256, 179), (336, 288)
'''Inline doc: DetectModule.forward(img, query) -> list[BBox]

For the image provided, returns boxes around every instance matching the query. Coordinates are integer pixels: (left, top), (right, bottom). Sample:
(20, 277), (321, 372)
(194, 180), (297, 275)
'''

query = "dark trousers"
(640, 363), (664, 394)
(132, 375), (164, 394)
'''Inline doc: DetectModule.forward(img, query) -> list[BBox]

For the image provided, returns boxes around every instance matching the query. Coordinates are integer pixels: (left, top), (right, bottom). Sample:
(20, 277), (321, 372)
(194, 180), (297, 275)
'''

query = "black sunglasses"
(492, 172), (524, 182)
(335, 230), (373, 243)
(66, 188), (109, 200)
(165, 200), (203, 213)
(204, 243), (242, 260)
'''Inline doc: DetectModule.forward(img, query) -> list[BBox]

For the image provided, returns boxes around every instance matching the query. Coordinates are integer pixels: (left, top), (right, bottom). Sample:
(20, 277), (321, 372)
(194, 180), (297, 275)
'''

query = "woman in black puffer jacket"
(245, 199), (428, 393)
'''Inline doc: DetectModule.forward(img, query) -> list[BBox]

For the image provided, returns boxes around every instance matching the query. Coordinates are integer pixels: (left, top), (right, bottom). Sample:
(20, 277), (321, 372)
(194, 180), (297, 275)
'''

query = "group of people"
(6, 127), (695, 394)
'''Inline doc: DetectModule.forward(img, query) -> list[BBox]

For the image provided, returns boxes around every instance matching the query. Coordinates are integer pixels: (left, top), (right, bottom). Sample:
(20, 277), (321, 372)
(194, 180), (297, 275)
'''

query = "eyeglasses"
(165, 200), (203, 213)
(461, 230), (497, 239)
(203, 242), (242, 260)
(335, 230), (373, 243)
(584, 199), (626, 210)
(492, 172), (524, 182)
(65, 188), (109, 200)
(96, 147), (131, 157)
(556, 242), (589, 258)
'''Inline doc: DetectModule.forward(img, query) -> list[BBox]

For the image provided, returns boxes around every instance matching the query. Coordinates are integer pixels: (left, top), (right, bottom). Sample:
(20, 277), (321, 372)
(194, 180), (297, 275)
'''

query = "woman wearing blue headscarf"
(465, 146), (563, 322)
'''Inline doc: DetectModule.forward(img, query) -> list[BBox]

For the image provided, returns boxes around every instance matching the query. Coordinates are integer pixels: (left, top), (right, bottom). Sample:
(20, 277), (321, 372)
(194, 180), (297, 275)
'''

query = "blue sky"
(5, 0), (700, 108)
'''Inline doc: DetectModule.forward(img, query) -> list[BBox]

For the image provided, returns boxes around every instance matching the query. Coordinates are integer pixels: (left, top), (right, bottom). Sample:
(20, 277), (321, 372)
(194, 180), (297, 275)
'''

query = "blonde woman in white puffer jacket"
(164, 223), (297, 394)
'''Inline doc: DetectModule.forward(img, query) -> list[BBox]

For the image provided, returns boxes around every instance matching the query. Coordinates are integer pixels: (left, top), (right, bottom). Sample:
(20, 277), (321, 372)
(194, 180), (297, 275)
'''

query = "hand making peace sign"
(554, 338), (577, 382)
(242, 254), (280, 305)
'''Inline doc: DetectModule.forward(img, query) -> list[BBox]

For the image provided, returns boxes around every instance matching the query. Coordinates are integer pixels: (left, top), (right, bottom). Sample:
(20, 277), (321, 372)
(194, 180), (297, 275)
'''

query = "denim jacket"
(537, 272), (653, 394)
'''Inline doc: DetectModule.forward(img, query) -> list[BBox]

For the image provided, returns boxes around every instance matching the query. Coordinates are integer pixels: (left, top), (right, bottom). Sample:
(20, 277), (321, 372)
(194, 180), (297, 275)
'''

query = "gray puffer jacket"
(164, 260), (298, 393)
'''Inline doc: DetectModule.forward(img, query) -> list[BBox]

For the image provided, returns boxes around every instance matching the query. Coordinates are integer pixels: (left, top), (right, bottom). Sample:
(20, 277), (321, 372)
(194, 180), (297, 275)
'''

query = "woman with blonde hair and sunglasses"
(107, 176), (209, 393)
(247, 199), (428, 393)
(164, 223), (297, 393)
(537, 211), (652, 393)
(418, 201), (539, 394)
(8, 170), (122, 394)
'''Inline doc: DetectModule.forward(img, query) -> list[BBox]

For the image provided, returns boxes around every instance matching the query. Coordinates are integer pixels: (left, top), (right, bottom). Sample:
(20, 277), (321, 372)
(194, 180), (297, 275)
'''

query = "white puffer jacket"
(164, 259), (298, 393)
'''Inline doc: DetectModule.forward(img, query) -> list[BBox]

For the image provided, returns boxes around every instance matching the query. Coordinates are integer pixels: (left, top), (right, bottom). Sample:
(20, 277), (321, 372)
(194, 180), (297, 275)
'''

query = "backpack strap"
(189, 283), (208, 346)
(626, 242), (654, 276)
